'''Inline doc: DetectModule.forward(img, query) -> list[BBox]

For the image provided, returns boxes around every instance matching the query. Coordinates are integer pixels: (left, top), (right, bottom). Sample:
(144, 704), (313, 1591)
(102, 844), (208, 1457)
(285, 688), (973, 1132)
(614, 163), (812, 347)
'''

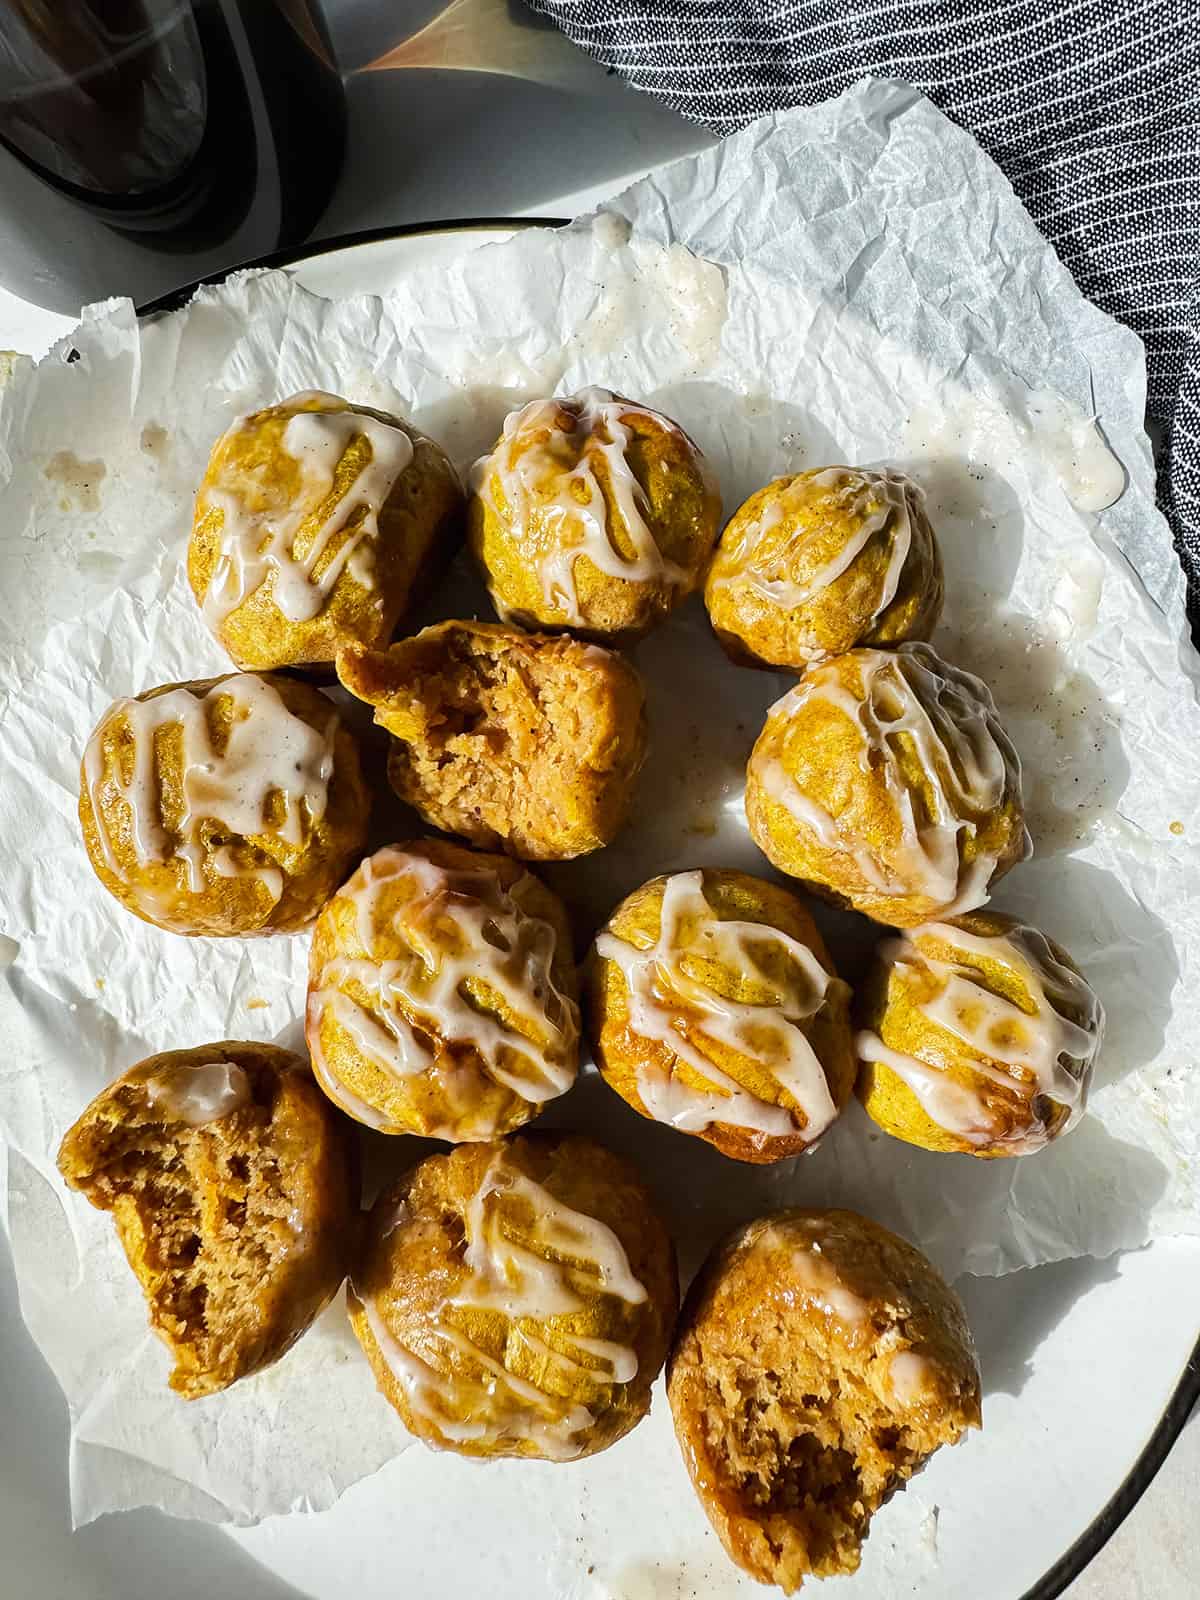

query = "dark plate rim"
(135, 216), (567, 318)
(136, 220), (1200, 1600)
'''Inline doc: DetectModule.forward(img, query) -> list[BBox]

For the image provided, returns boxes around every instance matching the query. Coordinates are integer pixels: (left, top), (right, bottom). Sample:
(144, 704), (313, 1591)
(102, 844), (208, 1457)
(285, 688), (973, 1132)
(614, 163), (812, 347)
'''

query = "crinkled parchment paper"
(0, 80), (1197, 1527)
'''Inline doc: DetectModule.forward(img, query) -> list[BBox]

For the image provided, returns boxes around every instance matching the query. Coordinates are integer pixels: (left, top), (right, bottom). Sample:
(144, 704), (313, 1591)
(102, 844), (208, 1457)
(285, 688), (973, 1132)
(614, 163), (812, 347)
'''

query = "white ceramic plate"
(3, 229), (1198, 1600)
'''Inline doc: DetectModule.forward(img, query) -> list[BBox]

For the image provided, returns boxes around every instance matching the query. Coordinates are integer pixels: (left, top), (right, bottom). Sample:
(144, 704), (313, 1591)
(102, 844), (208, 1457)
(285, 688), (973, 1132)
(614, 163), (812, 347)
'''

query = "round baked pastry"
(588, 869), (855, 1163)
(468, 387), (722, 640)
(668, 1209), (981, 1592)
(337, 619), (647, 860)
(856, 912), (1103, 1156)
(745, 643), (1028, 926)
(57, 1042), (354, 1399)
(80, 672), (370, 936)
(188, 389), (463, 670)
(349, 1134), (678, 1460)
(307, 840), (581, 1138)
(705, 467), (943, 670)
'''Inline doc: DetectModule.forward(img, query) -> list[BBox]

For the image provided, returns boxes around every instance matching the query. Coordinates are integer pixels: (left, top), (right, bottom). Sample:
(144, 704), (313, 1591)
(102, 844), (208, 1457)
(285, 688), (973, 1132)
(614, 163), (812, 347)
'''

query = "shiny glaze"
(714, 467), (920, 620)
(360, 1151), (647, 1457)
(471, 387), (691, 622)
(595, 871), (841, 1140)
(757, 643), (1026, 913)
(201, 391), (414, 626)
(857, 918), (1103, 1151)
(144, 1060), (250, 1126)
(308, 848), (578, 1132)
(83, 674), (336, 911)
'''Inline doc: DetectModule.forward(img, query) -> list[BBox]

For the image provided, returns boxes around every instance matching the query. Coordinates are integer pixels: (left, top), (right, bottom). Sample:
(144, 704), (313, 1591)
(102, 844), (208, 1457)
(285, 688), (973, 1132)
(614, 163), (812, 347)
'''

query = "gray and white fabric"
(527, 0), (1200, 632)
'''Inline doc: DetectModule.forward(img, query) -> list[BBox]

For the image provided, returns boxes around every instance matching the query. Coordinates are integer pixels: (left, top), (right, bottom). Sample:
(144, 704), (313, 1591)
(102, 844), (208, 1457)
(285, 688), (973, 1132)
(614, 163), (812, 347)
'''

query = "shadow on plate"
(543, 594), (783, 945)
(957, 1250), (1121, 1401)
(992, 858), (1178, 1095)
(901, 453), (1028, 611)
(647, 381), (843, 510)
(0, 1228), (303, 1600)
(937, 604), (1129, 858)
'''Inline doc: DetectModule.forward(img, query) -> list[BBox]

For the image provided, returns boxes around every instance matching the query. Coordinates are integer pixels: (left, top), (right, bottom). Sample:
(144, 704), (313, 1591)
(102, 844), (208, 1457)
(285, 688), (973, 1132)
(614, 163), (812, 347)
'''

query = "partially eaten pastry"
(336, 618), (647, 860)
(668, 1209), (981, 1592)
(57, 1042), (354, 1398)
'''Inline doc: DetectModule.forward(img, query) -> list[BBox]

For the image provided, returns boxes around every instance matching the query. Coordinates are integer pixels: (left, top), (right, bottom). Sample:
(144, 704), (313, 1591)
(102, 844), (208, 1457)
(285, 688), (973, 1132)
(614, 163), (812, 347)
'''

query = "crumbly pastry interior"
(746, 641), (1028, 926)
(468, 388), (721, 638)
(589, 869), (855, 1162)
(856, 910), (1104, 1155)
(57, 1044), (351, 1399)
(349, 1136), (677, 1461)
(668, 1210), (981, 1593)
(337, 619), (647, 860)
(307, 840), (580, 1138)
(706, 467), (943, 669)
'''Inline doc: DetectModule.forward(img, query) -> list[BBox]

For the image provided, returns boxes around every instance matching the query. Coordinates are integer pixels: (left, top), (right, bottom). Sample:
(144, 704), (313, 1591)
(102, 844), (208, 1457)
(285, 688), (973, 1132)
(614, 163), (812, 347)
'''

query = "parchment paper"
(1, 80), (1197, 1527)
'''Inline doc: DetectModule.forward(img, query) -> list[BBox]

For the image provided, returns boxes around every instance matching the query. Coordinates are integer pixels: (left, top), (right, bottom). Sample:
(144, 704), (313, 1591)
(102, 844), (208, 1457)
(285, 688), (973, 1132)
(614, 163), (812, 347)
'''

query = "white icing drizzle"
(359, 1298), (492, 1448)
(757, 643), (1025, 913)
(856, 918), (1103, 1151)
(454, 1161), (648, 1315)
(716, 467), (920, 618)
(308, 848), (579, 1127)
(889, 1350), (935, 1405)
(595, 871), (841, 1140)
(470, 386), (691, 622)
(201, 391), (415, 626)
(361, 1151), (646, 1458)
(858, 1031), (1003, 1145)
(83, 674), (337, 908)
(143, 1059), (250, 1126)
(306, 1007), (391, 1131)
(789, 1242), (868, 1327)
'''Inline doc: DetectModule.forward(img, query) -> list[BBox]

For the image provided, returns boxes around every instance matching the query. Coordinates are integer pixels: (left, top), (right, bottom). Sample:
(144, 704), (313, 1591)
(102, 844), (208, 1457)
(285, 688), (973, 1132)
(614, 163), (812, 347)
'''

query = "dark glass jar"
(0, 1), (345, 310)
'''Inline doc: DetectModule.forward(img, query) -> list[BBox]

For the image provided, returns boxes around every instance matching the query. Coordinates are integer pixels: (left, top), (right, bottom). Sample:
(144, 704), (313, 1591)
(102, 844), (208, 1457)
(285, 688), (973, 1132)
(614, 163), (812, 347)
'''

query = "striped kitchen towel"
(527, 0), (1200, 634)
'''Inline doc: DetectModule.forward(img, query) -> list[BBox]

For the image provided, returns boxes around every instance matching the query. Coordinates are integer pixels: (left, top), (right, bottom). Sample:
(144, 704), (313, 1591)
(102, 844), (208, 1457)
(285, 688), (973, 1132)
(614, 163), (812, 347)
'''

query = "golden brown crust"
(306, 839), (580, 1138)
(468, 392), (722, 641)
(855, 910), (1102, 1157)
(348, 1133), (678, 1460)
(586, 869), (856, 1163)
(705, 469), (943, 671)
(188, 392), (463, 671)
(78, 673), (371, 937)
(744, 645), (1027, 927)
(667, 1209), (981, 1592)
(57, 1042), (355, 1399)
(336, 619), (647, 860)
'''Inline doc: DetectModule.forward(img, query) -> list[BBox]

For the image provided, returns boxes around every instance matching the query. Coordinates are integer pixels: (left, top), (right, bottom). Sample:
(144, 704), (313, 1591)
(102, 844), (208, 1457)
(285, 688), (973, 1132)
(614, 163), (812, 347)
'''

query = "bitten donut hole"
(338, 622), (646, 860)
(695, 1312), (949, 1590)
(62, 1092), (297, 1398)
